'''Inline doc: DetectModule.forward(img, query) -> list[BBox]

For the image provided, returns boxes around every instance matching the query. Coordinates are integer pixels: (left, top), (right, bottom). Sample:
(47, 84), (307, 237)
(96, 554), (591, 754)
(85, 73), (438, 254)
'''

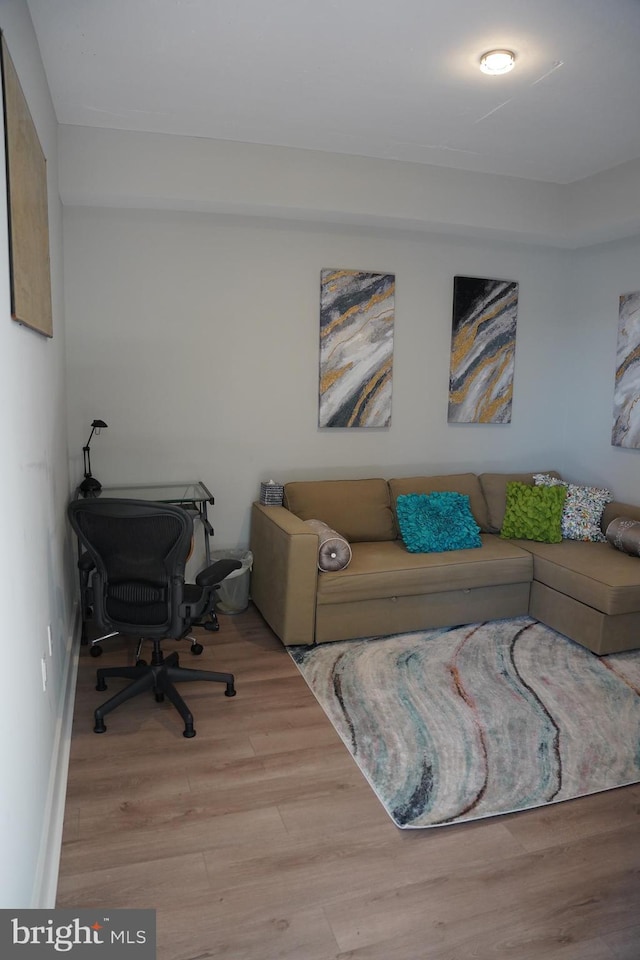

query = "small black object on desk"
(79, 419), (108, 495)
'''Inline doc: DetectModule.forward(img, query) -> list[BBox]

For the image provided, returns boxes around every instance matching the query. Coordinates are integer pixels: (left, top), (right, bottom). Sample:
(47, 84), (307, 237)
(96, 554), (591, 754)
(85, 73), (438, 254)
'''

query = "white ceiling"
(26, 0), (640, 184)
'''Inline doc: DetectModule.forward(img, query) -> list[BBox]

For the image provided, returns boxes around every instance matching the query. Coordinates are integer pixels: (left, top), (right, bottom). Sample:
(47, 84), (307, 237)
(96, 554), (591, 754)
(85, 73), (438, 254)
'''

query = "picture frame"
(611, 290), (640, 449)
(0, 32), (52, 338)
(448, 275), (519, 423)
(319, 268), (395, 428)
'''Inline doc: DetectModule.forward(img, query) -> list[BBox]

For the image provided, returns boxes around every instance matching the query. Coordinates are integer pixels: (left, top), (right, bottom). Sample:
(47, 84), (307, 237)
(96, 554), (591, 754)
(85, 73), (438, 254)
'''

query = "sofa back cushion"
(389, 474), (490, 532)
(479, 471), (561, 533)
(283, 479), (396, 542)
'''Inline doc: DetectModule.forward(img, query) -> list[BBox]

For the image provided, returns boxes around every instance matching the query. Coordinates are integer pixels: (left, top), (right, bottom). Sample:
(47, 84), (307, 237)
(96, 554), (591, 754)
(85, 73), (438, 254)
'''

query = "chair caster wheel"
(94, 719), (106, 733)
(90, 645), (103, 657)
(96, 679), (107, 692)
(183, 727), (196, 738)
(155, 692), (165, 703)
(204, 620), (219, 632)
(190, 642), (203, 655)
(136, 659), (147, 667)
(225, 684), (236, 697)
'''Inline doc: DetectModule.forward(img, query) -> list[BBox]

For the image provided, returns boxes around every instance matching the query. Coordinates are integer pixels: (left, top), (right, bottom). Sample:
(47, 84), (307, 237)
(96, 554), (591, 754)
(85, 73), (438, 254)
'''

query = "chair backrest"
(68, 498), (194, 637)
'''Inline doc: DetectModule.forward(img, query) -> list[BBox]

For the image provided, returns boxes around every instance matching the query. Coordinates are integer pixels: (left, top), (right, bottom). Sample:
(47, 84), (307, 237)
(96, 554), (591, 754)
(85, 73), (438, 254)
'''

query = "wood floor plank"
(324, 824), (640, 954)
(64, 762), (193, 803)
(56, 852), (210, 910)
(157, 903), (339, 960)
(502, 785), (640, 852)
(187, 763), (366, 821)
(57, 605), (640, 960)
(197, 819), (527, 930)
(603, 921), (640, 960)
(64, 803), (288, 874)
(331, 927), (617, 960)
(67, 717), (258, 763)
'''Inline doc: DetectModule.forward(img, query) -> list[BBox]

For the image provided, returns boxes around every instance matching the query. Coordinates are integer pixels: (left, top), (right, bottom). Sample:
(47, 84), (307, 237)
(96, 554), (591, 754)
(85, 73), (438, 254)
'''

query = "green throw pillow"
(500, 482), (566, 543)
(396, 491), (482, 553)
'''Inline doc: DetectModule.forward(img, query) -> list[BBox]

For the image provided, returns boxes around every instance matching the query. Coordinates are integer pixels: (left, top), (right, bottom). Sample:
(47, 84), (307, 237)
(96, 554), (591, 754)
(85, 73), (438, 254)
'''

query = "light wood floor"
(57, 605), (640, 960)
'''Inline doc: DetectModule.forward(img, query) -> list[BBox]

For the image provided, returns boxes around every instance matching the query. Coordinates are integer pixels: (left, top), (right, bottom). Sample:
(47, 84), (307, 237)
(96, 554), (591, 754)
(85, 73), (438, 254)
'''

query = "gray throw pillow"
(304, 519), (352, 571)
(605, 517), (640, 557)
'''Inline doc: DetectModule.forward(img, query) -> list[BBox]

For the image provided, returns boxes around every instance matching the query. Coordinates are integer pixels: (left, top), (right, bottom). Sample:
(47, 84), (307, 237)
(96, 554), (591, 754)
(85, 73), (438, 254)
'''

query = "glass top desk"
(90, 481), (215, 563)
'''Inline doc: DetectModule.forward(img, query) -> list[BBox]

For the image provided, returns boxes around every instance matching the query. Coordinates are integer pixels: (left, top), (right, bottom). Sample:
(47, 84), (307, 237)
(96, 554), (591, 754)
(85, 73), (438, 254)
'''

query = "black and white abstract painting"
(612, 290), (640, 448)
(448, 275), (519, 424)
(319, 269), (395, 428)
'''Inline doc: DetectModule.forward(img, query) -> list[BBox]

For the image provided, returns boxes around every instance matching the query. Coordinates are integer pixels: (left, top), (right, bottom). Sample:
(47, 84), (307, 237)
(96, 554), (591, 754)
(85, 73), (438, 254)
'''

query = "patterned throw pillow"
(605, 517), (640, 557)
(500, 482), (566, 543)
(396, 492), (482, 553)
(533, 474), (613, 542)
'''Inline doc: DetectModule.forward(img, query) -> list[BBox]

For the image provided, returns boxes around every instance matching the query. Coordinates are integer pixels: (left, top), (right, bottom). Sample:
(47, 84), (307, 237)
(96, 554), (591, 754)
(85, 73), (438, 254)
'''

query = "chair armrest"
(77, 551), (96, 611)
(78, 551), (95, 573)
(249, 502), (319, 646)
(195, 558), (242, 588)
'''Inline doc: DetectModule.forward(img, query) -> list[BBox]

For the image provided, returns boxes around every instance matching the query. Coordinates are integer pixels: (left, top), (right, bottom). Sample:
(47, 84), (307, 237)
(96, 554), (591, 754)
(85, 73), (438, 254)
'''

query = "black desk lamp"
(79, 419), (108, 495)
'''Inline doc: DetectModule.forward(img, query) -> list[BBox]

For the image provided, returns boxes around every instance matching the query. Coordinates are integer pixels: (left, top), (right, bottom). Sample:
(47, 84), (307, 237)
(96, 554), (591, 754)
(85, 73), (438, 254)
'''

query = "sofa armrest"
(249, 502), (319, 646)
(601, 500), (640, 533)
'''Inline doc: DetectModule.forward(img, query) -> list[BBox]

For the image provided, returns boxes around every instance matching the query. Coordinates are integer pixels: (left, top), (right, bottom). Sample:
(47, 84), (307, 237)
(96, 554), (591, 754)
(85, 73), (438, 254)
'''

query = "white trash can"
(212, 549), (253, 614)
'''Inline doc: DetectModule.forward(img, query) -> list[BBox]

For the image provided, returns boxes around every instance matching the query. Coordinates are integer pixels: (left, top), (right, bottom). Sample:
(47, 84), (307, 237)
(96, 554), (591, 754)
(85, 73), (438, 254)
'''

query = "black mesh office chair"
(68, 498), (241, 738)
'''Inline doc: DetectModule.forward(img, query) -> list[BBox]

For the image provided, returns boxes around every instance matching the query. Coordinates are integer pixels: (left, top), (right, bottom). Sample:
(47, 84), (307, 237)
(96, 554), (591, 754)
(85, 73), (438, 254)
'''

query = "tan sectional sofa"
(249, 472), (640, 655)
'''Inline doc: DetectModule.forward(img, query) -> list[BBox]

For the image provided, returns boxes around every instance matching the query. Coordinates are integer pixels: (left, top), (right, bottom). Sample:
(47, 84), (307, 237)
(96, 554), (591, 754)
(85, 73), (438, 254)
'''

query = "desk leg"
(201, 502), (213, 565)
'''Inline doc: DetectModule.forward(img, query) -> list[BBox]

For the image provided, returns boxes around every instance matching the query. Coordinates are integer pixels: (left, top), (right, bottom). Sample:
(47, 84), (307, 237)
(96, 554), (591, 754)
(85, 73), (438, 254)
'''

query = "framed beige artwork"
(0, 33), (52, 337)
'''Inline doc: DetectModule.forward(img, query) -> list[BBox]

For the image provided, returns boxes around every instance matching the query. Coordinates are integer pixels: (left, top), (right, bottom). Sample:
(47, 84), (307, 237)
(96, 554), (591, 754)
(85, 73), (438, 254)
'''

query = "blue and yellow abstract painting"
(612, 290), (640, 448)
(448, 276), (519, 424)
(319, 269), (394, 428)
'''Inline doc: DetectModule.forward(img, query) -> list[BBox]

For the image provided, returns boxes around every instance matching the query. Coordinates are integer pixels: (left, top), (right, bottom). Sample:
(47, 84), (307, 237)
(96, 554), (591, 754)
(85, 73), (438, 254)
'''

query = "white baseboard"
(31, 602), (81, 907)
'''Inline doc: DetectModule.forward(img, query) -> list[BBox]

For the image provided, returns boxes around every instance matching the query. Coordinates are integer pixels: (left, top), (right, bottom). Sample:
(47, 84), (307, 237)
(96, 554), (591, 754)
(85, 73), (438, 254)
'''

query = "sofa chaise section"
(524, 499), (640, 655)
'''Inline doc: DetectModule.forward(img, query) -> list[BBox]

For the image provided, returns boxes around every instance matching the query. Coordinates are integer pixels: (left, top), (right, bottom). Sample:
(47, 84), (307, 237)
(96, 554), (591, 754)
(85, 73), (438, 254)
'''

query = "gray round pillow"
(304, 519), (352, 571)
(605, 516), (640, 557)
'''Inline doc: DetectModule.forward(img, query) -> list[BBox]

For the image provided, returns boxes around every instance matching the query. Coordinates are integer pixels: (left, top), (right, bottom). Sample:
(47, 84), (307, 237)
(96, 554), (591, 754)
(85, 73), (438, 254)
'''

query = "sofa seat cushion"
(316, 535), (532, 605)
(283, 478), (396, 542)
(515, 539), (640, 615)
(389, 473), (490, 532)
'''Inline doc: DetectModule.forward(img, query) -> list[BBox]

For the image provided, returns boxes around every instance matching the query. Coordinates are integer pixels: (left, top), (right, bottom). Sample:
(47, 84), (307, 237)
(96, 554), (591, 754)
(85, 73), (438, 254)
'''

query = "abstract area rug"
(289, 617), (640, 828)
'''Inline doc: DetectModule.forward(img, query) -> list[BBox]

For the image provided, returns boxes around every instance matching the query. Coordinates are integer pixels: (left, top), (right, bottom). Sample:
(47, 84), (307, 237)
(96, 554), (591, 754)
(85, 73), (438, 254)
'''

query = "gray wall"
(63, 207), (574, 554)
(561, 235), (640, 501)
(0, 0), (76, 907)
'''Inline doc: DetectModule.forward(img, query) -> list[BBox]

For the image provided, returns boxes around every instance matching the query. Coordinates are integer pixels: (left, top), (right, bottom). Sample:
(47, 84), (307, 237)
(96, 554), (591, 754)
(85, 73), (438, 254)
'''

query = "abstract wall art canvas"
(0, 33), (52, 337)
(612, 290), (640, 449)
(448, 275), (519, 423)
(319, 269), (394, 428)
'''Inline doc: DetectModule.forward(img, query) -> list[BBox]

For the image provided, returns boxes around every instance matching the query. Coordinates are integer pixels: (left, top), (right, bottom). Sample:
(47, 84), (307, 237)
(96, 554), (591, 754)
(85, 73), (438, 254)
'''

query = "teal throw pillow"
(396, 491), (482, 553)
(500, 481), (566, 543)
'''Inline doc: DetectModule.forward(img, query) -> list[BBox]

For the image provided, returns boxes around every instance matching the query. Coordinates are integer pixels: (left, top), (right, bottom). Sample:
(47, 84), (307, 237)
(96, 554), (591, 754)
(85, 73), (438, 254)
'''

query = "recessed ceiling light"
(479, 50), (516, 75)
